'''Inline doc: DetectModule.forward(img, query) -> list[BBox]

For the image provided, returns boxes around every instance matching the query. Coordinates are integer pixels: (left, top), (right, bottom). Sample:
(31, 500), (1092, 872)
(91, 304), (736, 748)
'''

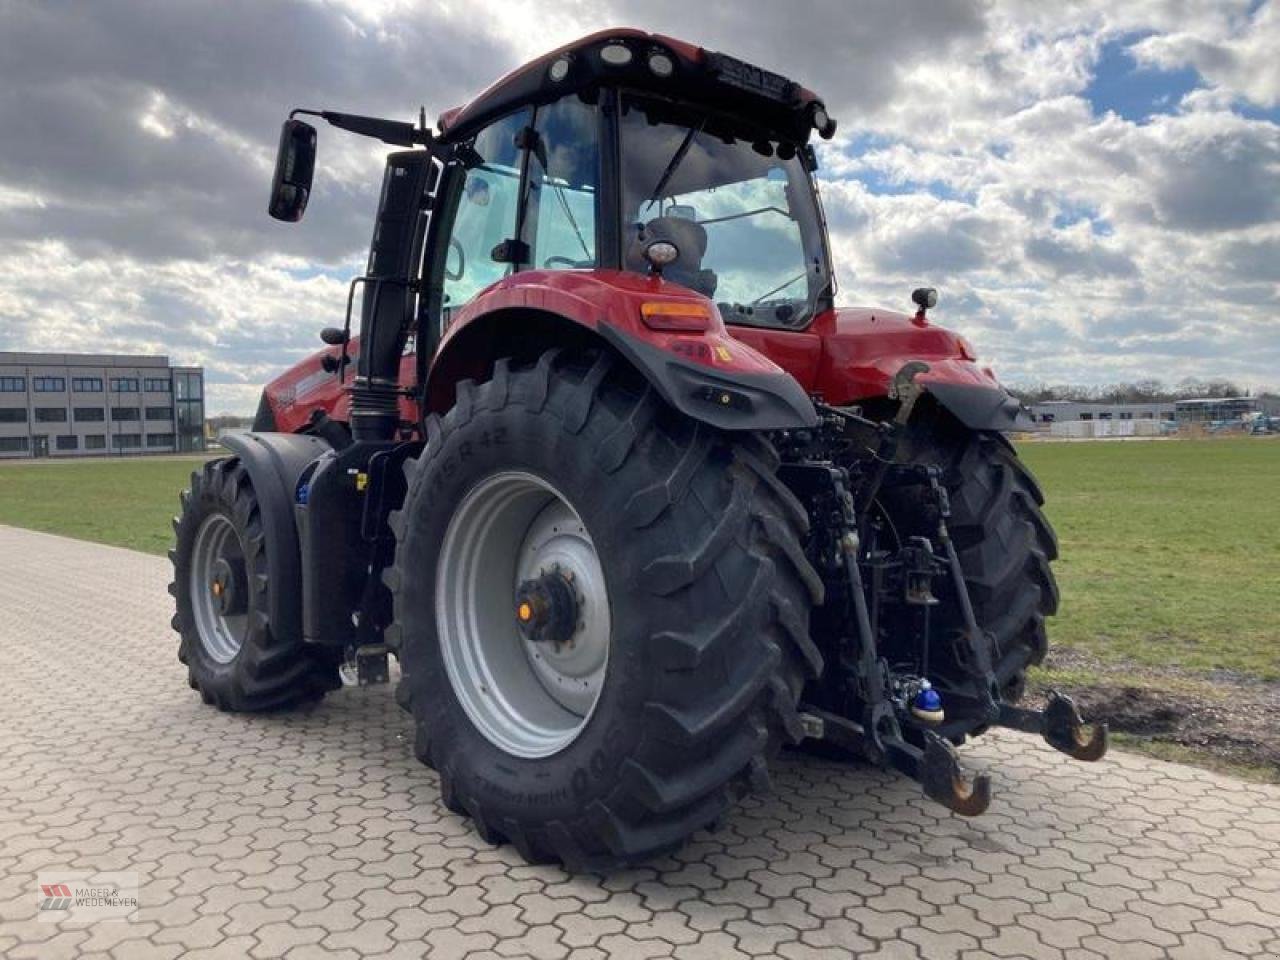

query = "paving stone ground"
(1, 523), (1278, 960)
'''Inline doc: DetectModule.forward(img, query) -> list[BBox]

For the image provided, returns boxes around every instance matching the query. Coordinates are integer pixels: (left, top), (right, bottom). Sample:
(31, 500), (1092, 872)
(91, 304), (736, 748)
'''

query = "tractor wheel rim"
(190, 512), (249, 664)
(437, 471), (611, 759)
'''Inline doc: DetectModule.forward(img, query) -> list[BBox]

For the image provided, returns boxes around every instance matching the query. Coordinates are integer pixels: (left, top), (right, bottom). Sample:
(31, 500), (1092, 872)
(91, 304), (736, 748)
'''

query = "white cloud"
(0, 0), (1277, 413)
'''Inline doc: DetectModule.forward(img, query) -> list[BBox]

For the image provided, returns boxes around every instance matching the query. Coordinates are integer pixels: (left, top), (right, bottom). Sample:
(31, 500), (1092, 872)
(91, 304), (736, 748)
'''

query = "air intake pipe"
(351, 150), (434, 443)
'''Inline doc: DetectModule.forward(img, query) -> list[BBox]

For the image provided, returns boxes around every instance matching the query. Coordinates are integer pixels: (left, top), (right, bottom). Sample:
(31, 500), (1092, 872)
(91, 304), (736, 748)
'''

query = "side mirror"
(268, 119), (317, 222)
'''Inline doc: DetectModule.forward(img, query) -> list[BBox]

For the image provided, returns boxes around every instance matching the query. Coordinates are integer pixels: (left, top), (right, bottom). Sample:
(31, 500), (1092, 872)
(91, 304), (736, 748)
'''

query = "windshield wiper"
(646, 120), (705, 211)
(554, 183), (591, 259)
(751, 271), (807, 304)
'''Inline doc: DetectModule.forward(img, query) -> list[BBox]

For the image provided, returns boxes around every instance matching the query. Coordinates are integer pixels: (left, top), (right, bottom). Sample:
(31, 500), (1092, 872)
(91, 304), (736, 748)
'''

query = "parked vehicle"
(171, 29), (1105, 869)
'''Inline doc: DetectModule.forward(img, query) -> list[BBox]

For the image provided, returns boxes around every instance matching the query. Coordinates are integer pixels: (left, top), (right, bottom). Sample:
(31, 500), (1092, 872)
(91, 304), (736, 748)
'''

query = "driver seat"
(627, 216), (718, 298)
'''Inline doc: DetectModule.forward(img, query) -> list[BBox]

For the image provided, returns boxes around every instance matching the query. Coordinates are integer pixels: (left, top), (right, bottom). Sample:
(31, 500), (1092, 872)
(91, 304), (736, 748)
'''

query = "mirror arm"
(290, 107), (433, 148)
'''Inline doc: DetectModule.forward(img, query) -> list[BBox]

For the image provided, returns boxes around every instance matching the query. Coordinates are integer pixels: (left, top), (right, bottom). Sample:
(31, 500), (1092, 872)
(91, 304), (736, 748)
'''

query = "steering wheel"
(446, 237), (466, 281)
(543, 255), (589, 269)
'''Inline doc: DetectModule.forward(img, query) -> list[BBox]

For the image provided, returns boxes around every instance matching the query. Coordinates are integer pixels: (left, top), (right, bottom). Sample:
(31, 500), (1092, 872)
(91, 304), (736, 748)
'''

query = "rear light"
(640, 301), (714, 332)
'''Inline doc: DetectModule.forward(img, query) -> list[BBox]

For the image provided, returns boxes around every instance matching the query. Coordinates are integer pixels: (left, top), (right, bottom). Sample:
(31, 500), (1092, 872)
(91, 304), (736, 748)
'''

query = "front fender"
(217, 432), (331, 642)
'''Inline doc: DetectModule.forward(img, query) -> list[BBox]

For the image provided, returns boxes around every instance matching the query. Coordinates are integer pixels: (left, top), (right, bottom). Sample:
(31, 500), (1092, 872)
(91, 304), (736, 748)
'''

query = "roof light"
(548, 56), (571, 82)
(640, 300), (714, 332)
(648, 51), (675, 77)
(600, 43), (633, 66)
(811, 104), (837, 139)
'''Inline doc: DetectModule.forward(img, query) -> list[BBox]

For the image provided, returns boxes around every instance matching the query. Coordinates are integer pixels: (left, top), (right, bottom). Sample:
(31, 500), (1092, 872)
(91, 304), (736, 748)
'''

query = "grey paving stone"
(2, 523), (1279, 960)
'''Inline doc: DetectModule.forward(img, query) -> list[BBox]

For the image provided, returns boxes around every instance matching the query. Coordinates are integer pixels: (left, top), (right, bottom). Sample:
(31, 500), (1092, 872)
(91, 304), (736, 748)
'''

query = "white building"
(0, 352), (205, 459)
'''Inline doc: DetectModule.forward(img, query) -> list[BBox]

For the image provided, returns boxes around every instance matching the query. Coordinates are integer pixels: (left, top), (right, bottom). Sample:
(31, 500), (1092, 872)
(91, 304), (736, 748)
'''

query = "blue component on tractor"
(296, 481), (310, 505)
(915, 686), (942, 713)
(911, 682), (945, 725)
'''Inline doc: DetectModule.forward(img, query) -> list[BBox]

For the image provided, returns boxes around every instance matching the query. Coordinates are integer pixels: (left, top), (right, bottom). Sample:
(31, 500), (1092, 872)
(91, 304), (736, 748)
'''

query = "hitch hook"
(1043, 690), (1109, 761)
(998, 689), (1108, 761)
(920, 732), (992, 817)
(883, 730), (991, 817)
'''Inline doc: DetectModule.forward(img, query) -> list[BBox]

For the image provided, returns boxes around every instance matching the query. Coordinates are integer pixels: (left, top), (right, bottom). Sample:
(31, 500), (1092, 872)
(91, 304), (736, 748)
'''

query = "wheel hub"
(210, 556), (247, 617)
(515, 568), (580, 649)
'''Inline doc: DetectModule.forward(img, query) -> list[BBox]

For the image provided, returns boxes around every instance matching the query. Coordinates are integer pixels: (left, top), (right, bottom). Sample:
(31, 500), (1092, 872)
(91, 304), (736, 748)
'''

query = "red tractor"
(171, 29), (1105, 869)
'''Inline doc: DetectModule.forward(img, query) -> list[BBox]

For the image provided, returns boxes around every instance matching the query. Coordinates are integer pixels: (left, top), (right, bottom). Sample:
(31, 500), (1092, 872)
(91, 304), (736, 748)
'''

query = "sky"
(0, 0), (1277, 415)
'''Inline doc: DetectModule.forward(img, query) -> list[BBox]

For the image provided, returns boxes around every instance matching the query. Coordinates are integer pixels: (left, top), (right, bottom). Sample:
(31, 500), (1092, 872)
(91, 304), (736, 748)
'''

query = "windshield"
(619, 93), (832, 329)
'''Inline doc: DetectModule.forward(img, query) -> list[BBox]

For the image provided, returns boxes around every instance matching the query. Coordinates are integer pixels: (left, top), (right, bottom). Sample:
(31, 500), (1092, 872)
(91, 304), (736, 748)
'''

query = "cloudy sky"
(1, 0), (1277, 414)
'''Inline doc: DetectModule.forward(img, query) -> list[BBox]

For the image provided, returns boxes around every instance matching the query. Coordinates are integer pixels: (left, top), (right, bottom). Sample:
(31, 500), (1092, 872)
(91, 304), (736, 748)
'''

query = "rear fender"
(217, 432), (332, 643)
(428, 269), (818, 430)
(811, 308), (1033, 432)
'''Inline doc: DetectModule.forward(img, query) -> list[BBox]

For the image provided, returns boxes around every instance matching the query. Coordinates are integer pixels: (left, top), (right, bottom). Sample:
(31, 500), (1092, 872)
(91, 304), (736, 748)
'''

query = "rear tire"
(169, 458), (341, 711)
(385, 351), (823, 869)
(875, 418), (1058, 704)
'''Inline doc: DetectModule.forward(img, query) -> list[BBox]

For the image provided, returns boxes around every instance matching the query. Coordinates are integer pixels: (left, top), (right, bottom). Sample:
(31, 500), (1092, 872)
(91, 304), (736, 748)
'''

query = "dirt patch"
(1028, 648), (1280, 780)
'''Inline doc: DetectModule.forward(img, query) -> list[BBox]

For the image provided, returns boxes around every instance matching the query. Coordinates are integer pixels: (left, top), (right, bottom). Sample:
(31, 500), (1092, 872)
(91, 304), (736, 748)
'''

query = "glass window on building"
(145, 406), (174, 421)
(72, 377), (104, 392)
(33, 376), (66, 392)
(146, 433), (175, 448)
(0, 437), (29, 452)
(111, 378), (140, 392)
(175, 371), (205, 451)
(0, 377), (25, 392)
(0, 408), (27, 423)
(75, 407), (106, 422)
(111, 407), (140, 421)
(112, 433), (142, 449)
(55, 435), (78, 451)
(34, 408), (67, 422)
(84, 434), (106, 450)
(145, 378), (172, 393)
(174, 372), (202, 400)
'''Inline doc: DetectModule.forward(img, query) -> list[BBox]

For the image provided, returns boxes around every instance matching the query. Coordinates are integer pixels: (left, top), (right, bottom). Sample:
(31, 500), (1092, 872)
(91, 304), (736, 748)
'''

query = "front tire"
(169, 458), (340, 711)
(385, 351), (823, 869)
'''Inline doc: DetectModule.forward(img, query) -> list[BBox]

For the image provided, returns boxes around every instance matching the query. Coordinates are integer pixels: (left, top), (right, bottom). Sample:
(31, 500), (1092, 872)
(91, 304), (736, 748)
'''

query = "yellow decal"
(714, 344), (733, 363)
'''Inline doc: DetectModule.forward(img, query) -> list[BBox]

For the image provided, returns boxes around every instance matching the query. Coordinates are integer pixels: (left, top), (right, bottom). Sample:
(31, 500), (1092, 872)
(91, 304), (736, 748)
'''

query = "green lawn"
(1019, 438), (1279, 681)
(1, 438), (1276, 681)
(0, 456), (212, 556)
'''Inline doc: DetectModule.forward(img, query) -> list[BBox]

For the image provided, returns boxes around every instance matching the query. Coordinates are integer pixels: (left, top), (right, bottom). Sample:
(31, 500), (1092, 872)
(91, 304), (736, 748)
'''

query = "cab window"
(442, 109), (530, 317)
(522, 96), (599, 270)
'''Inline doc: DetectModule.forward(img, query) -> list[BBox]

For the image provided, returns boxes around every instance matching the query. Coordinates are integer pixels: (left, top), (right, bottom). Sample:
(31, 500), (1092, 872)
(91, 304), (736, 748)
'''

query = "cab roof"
(436, 28), (835, 146)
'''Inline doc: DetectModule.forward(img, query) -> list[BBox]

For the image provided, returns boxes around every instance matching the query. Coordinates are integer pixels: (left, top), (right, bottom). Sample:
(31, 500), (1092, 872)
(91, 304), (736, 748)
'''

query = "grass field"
(0, 455), (212, 556)
(1, 438), (1276, 682)
(1018, 437), (1279, 682)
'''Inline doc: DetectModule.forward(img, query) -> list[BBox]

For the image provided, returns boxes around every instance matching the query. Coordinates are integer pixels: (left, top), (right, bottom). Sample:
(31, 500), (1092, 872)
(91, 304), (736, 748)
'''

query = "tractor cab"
(428, 30), (838, 334)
